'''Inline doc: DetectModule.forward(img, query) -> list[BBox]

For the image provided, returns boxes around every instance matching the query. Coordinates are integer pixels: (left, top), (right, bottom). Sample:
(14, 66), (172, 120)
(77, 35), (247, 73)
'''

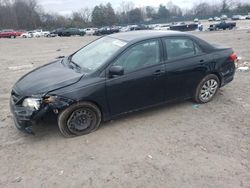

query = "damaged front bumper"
(10, 98), (49, 134)
(10, 94), (74, 134)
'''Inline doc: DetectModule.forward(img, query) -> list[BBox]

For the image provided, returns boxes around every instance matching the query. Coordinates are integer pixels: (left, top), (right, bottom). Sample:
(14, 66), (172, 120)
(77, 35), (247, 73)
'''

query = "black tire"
(194, 74), (220, 104)
(58, 102), (101, 137)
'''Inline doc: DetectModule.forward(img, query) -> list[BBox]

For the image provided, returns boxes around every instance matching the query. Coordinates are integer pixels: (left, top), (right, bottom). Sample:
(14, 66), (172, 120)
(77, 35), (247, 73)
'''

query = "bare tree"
(79, 8), (92, 23)
(119, 1), (134, 14)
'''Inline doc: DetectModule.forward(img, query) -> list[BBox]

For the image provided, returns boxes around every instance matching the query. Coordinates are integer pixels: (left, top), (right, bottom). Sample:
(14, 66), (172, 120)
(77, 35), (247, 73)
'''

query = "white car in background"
(194, 18), (199, 22)
(214, 17), (221, 21)
(120, 26), (130, 32)
(21, 32), (32, 38)
(84, 28), (98, 35)
(21, 30), (50, 38)
(208, 17), (213, 22)
(21, 31), (38, 38)
(34, 29), (50, 37)
(154, 24), (170, 30)
(221, 15), (228, 20)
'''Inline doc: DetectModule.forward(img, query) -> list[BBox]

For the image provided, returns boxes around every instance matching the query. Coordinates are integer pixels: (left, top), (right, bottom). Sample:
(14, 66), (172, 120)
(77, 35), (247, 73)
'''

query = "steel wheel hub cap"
(67, 109), (94, 132)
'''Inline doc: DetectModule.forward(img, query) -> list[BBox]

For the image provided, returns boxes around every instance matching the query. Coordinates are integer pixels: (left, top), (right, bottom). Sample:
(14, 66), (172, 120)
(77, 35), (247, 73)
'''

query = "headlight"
(22, 98), (41, 110)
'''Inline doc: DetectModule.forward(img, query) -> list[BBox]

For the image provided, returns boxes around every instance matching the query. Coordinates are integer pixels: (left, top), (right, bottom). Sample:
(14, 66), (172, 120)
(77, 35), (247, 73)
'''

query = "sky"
(39, 0), (246, 15)
(39, 0), (197, 15)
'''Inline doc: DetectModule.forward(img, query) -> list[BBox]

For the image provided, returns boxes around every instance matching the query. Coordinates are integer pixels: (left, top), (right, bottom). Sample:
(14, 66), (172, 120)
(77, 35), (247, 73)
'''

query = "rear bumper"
(221, 74), (234, 87)
(220, 62), (236, 87)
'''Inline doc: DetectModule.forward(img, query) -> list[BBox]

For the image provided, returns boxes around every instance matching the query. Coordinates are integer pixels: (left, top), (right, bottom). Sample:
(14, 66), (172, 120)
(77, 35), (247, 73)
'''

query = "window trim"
(161, 36), (205, 63)
(107, 38), (164, 76)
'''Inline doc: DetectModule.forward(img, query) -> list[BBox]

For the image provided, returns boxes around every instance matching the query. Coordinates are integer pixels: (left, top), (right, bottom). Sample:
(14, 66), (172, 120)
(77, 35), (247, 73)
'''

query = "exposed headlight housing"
(22, 98), (41, 110)
(43, 95), (57, 103)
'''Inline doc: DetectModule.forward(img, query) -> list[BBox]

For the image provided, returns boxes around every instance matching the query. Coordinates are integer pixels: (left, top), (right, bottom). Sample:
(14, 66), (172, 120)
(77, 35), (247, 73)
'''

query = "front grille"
(11, 89), (22, 104)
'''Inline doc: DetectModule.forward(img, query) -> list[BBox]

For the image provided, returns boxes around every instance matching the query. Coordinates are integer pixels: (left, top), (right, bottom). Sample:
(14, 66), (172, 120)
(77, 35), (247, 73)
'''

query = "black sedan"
(10, 31), (236, 137)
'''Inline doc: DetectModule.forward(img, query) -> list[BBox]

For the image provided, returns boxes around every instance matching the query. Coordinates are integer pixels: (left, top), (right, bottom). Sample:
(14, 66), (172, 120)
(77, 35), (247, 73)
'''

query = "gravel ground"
(0, 27), (250, 187)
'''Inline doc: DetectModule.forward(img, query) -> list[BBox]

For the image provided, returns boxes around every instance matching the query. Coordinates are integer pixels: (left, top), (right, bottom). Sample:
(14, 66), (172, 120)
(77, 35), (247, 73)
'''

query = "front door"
(106, 39), (166, 116)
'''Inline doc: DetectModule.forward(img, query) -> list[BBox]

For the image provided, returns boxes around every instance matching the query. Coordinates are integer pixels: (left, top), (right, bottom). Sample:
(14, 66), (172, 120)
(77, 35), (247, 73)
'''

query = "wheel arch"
(208, 72), (222, 87)
(76, 99), (104, 121)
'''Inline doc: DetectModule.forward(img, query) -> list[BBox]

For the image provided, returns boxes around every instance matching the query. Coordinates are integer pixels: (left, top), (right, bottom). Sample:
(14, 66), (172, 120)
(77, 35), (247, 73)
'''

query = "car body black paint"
(10, 31), (236, 132)
(13, 60), (84, 96)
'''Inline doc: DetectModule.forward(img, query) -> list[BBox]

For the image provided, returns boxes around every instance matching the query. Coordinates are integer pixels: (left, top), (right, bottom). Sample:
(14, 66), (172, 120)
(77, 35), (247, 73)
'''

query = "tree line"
(0, 0), (250, 30)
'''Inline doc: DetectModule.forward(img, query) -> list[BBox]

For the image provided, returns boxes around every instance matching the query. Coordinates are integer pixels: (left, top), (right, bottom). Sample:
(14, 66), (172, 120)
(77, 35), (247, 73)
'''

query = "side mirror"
(109, 66), (124, 77)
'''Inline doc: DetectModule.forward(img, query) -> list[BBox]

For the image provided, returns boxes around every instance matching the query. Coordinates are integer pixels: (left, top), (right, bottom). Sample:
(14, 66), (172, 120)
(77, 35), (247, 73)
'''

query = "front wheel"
(58, 102), (102, 137)
(194, 74), (220, 103)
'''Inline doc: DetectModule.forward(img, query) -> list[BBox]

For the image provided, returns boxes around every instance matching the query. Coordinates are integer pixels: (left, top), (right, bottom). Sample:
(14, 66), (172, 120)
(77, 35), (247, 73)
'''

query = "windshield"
(71, 37), (127, 73)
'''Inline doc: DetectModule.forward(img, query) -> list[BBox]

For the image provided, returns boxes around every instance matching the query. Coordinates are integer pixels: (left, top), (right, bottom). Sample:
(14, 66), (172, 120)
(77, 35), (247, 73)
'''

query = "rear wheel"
(194, 74), (220, 103)
(58, 102), (101, 137)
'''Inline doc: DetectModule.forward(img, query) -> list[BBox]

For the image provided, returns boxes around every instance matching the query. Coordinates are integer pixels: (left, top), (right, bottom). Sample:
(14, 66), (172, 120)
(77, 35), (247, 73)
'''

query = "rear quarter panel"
(210, 48), (235, 86)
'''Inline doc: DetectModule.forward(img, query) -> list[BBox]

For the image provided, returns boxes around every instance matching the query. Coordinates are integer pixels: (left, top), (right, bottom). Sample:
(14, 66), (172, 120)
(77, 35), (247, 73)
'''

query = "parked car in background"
(221, 15), (228, 20)
(94, 27), (111, 35)
(231, 15), (246, 20)
(214, 17), (221, 21)
(154, 24), (170, 30)
(208, 21), (236, 31)
(15, 30), (25, 36)
(84, 28), (98, 35)
(21, 31), (32, 38)
(120, 26), (130, 32)
(194, 18), (199, 22)
(21, 31), (41, 38)
(31, 30), (43, 37)
(10, 31), (237, 137)
(45, 32), (57, 37)
(51, 28), (84, 37)
(94, 27), (120, 36)
(130, 24), (149, 31)
(208, 17), (213, 22)
(170, 23), (198, 31)
(0, 29), (17, 38)
(232, 15), (240, 20)
(51, 28), (64, 36)
(35, 29), (50, 37)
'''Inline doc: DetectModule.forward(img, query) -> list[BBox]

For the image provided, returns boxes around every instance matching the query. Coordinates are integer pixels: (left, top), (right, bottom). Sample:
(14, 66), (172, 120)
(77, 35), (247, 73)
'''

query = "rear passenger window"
(194, 42), (203, 55)
(164, 38), (202, 60)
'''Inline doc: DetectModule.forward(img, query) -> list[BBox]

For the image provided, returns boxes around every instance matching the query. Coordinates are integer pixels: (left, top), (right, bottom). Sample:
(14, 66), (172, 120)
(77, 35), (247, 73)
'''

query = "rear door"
(162, 37), (210, 100)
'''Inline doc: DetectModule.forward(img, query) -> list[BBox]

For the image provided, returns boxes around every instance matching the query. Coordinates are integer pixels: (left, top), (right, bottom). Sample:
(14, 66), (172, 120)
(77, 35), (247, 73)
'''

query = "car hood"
(13, 60), (84, 96)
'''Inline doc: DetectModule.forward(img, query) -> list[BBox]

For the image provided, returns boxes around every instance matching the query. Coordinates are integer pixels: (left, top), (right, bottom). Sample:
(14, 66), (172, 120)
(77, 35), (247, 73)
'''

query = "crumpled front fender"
(45, 95), (75, 112)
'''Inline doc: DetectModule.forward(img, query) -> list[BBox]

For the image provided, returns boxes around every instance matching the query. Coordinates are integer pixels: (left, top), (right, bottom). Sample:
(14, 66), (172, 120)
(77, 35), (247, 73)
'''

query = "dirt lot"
(0, 27), (250, 187)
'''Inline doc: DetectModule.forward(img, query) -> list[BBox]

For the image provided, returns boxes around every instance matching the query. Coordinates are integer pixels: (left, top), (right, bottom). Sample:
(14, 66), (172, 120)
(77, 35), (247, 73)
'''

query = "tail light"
(230, 52), (238, 62)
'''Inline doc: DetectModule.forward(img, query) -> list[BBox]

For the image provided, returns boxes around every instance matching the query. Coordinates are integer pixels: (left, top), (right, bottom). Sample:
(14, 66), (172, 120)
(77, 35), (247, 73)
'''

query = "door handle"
(153, 70), (164, 76)
(200, 59), (205, 63)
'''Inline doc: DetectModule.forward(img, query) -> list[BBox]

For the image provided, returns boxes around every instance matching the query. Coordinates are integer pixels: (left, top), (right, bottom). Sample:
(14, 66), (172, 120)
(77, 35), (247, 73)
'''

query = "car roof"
(109, 30), (191, 42)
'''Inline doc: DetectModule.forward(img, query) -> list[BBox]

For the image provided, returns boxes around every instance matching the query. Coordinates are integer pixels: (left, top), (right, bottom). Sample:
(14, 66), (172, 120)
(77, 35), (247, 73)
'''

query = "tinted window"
(164, 38), (202, 60)
(114, 40), (160, 73)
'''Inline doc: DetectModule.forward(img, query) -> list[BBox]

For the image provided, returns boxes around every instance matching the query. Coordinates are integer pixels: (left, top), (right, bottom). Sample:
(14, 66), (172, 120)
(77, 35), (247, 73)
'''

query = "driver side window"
(114, 40), (160, 73)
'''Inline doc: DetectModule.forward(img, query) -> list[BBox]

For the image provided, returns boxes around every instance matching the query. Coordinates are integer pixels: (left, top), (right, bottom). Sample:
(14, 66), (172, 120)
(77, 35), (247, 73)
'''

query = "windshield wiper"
(67, 56), (82, 71)
(67, 55), (92, 73)
(70, 60), (82, 70)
